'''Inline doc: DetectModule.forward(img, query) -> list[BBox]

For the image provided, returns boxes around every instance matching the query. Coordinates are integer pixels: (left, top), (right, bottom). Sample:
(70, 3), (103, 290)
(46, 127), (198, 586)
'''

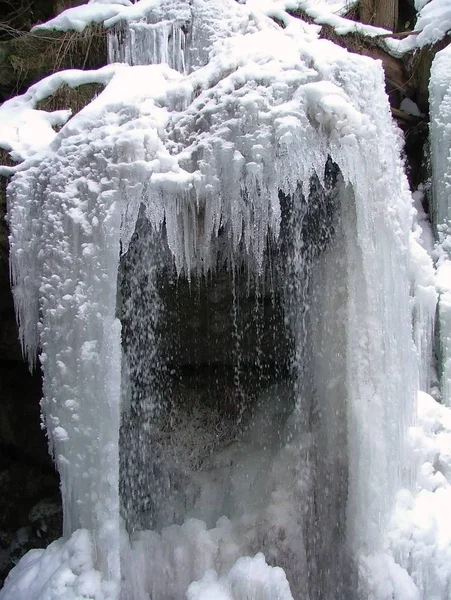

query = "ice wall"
(0, 0), (435, 598)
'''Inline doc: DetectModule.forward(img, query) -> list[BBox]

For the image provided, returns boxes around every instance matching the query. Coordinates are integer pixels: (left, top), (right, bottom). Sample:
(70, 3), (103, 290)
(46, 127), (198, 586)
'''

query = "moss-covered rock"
(36, 81), (104, 115)
(0, 26), (107, 101)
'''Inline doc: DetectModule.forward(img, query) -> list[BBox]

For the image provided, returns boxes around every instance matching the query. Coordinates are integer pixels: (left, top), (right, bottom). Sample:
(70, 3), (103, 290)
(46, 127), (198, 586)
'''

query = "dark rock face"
(160, 268), (290, 372)
(0, 461), (61, 586)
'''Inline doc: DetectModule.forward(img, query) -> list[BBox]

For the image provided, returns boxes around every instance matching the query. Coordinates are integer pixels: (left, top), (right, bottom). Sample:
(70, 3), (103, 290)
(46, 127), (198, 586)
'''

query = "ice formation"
(0, 0), (451, 599)
(430, 45), (451, 409)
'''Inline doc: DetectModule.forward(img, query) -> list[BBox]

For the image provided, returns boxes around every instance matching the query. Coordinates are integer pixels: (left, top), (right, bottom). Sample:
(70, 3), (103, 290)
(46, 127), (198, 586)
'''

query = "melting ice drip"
(2, 1), (439, 599)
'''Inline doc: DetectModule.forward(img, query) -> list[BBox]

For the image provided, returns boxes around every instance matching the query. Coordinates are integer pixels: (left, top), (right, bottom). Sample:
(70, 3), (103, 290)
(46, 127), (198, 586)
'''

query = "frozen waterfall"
(1, 0), (451, 599)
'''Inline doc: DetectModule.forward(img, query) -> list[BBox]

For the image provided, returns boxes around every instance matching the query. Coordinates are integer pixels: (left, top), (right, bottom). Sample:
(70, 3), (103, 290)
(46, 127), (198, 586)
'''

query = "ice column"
(430, 44), (451, 406)
(7, 117), (123, 590)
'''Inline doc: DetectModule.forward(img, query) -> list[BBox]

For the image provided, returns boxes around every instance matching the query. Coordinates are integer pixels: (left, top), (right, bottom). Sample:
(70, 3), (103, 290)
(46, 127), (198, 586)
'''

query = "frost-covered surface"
(430, 45), (451, 409)
(1, 0), (447, 598)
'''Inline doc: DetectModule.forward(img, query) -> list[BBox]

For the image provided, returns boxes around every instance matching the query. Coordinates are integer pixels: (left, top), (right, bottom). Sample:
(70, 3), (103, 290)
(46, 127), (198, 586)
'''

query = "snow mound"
(187, 554), (293, 600)
(412, 0), (451, 48)
(0, 530), (117, 600)
(387, 0), (451, 53)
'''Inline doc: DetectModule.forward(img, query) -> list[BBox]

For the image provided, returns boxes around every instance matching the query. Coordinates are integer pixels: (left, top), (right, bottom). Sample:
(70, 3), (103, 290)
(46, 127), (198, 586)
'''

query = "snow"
(412, 0), (451, 47)
(387, 0), (451, 54)
(289, 0), (392, 36)
(32, 0), (163, 33)
(33, 4), (127, 32)
(355, 391), (451, 600)
(187, 554), (293, 600)
(400, 98), (423, 117)
(0, 0), (448, 598)
(89, 0), (132, 5)
(294, 0), (451, 52)
(28, 0), (451, 60)
(0, 66), (117, 162)
(293, 0), (451, 52)
(385, 392), (451, 598)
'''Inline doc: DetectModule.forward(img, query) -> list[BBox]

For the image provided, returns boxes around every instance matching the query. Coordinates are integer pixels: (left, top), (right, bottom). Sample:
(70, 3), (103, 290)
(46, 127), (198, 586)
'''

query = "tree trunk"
(360, 0), (398, 31)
